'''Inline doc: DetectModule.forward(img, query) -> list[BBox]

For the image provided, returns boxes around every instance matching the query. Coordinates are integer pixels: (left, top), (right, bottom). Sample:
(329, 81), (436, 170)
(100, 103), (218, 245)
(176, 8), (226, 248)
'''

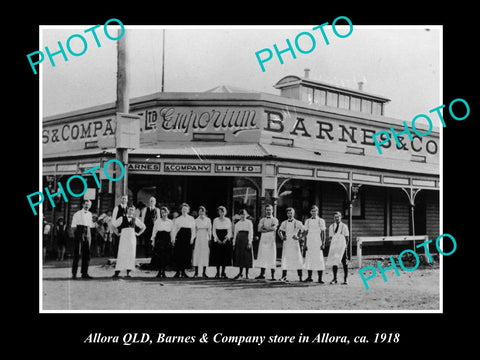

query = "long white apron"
(255, 231), (277, 269)
(304, 220), (325, 271)
(326, 233), (347, 266)
(281, 222), (303, 270)
(115, 228), (137, 271)
(192, 227), (210, 267)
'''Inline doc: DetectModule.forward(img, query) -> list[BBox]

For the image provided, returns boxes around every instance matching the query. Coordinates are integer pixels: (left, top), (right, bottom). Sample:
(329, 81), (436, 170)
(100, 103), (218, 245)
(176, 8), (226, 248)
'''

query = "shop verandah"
(275, 178), (439, 257)
(42, 157), (439, 261)
(126, 171), (439, 258)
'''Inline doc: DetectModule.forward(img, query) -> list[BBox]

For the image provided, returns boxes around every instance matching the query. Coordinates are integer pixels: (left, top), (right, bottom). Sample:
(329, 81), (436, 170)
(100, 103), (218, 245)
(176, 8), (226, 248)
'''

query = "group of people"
(43, 211), (115, 262)
(68, 195), (351, 285)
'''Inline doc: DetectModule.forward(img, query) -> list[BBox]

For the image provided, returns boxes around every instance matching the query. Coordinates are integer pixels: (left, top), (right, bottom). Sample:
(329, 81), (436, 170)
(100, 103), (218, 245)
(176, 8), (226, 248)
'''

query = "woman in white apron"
(193, 206), (212, 278)
(112, 205), (146, 278)
(278, 207), (304, 282)
(326, 211), (350, 285)
(255, 204), (279, 281)
(303, 205), (326, 283)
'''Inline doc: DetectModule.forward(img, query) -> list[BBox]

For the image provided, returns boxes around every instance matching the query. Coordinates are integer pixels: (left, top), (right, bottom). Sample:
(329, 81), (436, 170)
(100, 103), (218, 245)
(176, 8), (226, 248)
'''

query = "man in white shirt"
(326, 211), (350, 285)
(278, 207), (304, 282)
(71, 199), (95, 279)
(255, 204), (279, 281)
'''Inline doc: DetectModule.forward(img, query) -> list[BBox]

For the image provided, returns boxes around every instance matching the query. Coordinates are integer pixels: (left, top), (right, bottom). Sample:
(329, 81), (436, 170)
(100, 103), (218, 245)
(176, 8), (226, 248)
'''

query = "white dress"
(326, 222), (349, 266)
(255, 217), (278, 269)
(279, 219), (304, 270)
(304, 217), (326, 271)
(193, 216), (212, 267)
(113, 216), (145, 271)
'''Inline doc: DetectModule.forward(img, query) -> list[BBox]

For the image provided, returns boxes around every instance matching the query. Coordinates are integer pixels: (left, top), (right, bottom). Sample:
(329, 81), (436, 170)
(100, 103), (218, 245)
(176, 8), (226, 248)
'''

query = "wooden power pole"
(115, 29), (129, 203)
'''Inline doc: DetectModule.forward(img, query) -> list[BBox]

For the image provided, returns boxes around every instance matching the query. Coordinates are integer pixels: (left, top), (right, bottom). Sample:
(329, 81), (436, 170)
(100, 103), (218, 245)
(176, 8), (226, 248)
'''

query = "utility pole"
(115, 28), (129, 203)
(161, 29), (165, 92)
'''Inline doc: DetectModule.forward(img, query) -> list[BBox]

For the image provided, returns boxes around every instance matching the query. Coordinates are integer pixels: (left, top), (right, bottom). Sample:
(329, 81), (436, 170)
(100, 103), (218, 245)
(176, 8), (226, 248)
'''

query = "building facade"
(42, 74), (440, 257)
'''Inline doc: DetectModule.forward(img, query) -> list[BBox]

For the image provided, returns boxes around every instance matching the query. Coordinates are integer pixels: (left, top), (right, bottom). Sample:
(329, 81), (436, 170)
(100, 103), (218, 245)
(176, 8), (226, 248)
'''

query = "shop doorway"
(132, 174), (260, 222)
(185, 176), (231, 218)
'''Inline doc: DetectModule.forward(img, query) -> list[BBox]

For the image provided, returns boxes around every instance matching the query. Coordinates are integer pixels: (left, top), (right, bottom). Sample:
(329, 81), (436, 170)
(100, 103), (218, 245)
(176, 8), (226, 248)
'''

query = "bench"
(356, 235), (429, 268)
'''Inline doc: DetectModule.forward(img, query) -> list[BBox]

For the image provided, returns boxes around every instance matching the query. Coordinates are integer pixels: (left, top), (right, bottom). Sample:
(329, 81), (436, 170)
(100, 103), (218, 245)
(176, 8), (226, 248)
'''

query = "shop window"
(277, 179), (316, 222)
(43, 178), (64, 212)
(44, 192), (64, 212)
(345, 190), (365, 219)
(136, 186), (157, 209)
(232, 178), (258, 222)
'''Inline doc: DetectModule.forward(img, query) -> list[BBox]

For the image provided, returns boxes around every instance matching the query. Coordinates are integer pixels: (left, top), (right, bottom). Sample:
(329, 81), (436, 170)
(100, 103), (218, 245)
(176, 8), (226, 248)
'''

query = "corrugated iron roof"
(204, 85), (258, 93)
(261, 144), (439, 176)
(130, 142), (269, 158)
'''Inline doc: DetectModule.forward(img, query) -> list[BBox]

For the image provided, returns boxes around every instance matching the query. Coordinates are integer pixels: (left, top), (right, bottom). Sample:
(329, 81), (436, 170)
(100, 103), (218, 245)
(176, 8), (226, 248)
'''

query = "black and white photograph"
(16, 6), (477, 356)
(39, 24), (442, 312)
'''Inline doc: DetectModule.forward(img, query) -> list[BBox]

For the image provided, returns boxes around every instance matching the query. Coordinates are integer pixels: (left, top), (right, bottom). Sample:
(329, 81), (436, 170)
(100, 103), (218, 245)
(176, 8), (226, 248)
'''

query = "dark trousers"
(112, 233), (120, 257)
(72, 226), (91, 276)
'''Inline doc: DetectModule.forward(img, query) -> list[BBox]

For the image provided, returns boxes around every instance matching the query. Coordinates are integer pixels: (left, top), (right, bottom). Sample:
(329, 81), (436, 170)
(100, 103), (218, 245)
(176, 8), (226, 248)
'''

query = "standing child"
(55, 217), (68, 261)
(43, 218), (52, 262)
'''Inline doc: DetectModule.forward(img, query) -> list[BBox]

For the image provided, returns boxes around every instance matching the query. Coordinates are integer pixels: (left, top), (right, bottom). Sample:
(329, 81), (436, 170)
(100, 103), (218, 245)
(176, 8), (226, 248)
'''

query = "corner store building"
(42, 74), (440, 256)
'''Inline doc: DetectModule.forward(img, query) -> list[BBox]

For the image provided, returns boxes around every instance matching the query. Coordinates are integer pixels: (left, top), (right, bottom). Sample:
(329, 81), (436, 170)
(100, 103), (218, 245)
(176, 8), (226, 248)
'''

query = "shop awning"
(261, 144), (439, 176)
(125, 142), (438, 177)
(42, 142), (439, 180)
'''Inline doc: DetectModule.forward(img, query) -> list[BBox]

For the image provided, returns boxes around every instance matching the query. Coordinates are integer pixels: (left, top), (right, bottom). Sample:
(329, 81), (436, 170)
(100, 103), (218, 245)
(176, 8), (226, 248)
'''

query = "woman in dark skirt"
(172, 203), (196, 278)
(150, 206), (174, 278)
(210, 206), (233, 279)
(233, 209), (254, 279)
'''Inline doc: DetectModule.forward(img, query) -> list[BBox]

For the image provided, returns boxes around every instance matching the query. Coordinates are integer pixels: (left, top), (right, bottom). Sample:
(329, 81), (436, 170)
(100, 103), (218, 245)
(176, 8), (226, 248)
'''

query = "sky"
(41, 25), (441, 122)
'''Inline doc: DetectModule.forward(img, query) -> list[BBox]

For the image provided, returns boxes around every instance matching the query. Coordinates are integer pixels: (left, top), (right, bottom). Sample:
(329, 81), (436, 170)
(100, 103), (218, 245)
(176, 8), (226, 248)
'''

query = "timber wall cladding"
(354, 185), (386, 238)
(391, 187), (411, 236)
(425, 191), (440, 241)
(321, 183), (385, 239)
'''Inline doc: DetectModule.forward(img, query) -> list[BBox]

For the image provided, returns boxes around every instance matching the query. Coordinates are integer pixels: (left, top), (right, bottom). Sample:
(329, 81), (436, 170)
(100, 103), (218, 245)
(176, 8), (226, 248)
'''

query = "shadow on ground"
(42, 276), (319, 290)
